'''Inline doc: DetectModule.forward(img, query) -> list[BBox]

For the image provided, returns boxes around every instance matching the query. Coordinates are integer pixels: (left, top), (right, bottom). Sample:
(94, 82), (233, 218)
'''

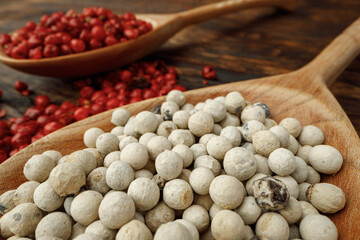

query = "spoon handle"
(301, 17), (360, 86)
(176, 0), (295, 27)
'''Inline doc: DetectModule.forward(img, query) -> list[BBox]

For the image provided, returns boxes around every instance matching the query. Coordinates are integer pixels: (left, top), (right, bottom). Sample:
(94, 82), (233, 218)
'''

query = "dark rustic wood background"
(0, 0), (359, 134)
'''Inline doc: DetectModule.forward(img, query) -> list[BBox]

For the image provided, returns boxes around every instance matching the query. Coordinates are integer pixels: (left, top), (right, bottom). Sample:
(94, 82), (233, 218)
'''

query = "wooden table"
(0, 0), (359, 135)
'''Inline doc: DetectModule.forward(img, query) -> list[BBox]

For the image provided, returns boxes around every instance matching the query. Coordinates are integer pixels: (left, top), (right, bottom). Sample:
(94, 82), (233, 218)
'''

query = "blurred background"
(0, 0), (359, 134)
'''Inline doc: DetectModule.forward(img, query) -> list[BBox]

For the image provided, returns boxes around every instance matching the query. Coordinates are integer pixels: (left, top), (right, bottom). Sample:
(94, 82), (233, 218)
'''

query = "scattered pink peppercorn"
(202, 65), (216, 80)
(14, 81), (28, 92)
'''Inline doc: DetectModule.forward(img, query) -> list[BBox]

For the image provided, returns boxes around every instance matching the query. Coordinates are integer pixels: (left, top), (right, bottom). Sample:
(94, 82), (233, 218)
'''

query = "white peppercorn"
(84, 148), (104, 167)
(172, 110), (190, 129)
(33, 181), (64, 212)
(96, 133), (120, 155)
(224, 147), (257, 181)
(145, 202), (175, 232)
(128, 178), (160, 211)
(35, 212), (72, 240)
(189, 167), (215, 195)
(287, 135), (299, 154)
(86, 167), (110, 195)
(225, 91), (246, 114)
(242, 142), (256, 154)
(203, 100), (226, 122)
(155, 150), (183, 180)
(172, 144), (194, 168)
(166, 90), (186, 107)
(23, 154), (56, 182)
(269, 125), (290, 148)
(199, 133), (216, 146)
(300, 214), (338, 240)
(194, 155), (222, 176)
(161, 101), (179, 120)
(134, 212), (145, 223)
(244, 225), (255, 240)
(111, 108), (131, 126)
(268, 148), (296, 176)
(296, 145), (312, 164)
(69, 223), (86, 239)
(308, 145), (343, 174)
(74, 233), (103, 240)
(63, 196), (73, 216)
(48, 162), (85, 196)
(42, 150), (62, 164)
(188, 111), (214, 137)
(298, 182), (311, 202)
(264, 118), (278, 129)
(253, 102), (270, 118)
(134, 111), (159, 134)
(291, 157), (308, 183)
(253, 176), (290, 211)
(85, 220), (117, 240)
(71, 190), (103, 225)
(298, 201), (319, 222)
(299, 125), (324, 146)
(66, 150), (97, 175)
(103, 151), (120, 167)
(121, 143), (149, 170)
(200, 227), (214, 240)
(155, 114), (163, 124)
(254, 154), (272, 175)
(181, 103), (194, 111)
(245, 173), (267, 196)
(209, 203), (225, 221)
(116, 219), (152, 240)
(220, 126), (242, 147)
(194, 194), (213, 211)
(241, 105), (266, 124)
(178, 169), (192, 183)
(190, 143), (208, 159)
(306, 166), (321, 184)
(279, 118), (302, 138)
(252, 130), (280, 157)
(289, 224), (301, 239)
(274, 175), (299, 199)
(134, 169), (153, 179)
(279, 197), (302, 224)
(209, 175), (245, 209)
(211, 124), (222, 135)
(57, 155), (68, 165)
(119, 136), (138, 151)
(110, 126), (124, 136)
(307, 183), (346, 213)
(1, 211), (14, 238)
(234, 196), (261, 225)
(211, 210), (245, 240)
(0, 190), (16, 214)
(106, 161), (134, 190)
(147, 136), (172, 160)
(195, 102), (205, 111)
(240, 120), (266, 142)
(138, 132), (156, 146)
(13, 181), (40, 206)
(183, 205), (210, 233)
(154, 222), (192, 240)
(99, 191), (135, 229)
(206, 136), (232, 160)
(152, 174), (167, 190)
(255, 213), (289, 240)
(163, 179), (194, 210)
(157, 121), (178, 137)
(124, 117), (140, 138)
(84, 128), (104, 148)
(8, 203), (43, 237)
(219, 113), (240, 128)
(175, 219), (199, 240)
(168, 129), (195, 147)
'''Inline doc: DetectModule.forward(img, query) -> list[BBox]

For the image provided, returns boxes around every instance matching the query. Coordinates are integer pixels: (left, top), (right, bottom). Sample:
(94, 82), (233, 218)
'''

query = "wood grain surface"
(0, 0), (359, 132)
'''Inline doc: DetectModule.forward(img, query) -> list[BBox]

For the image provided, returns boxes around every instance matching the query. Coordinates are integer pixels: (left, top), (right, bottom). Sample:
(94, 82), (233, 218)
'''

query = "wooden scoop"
(0, 0), (293, 78)
(0, 17), (360, 239)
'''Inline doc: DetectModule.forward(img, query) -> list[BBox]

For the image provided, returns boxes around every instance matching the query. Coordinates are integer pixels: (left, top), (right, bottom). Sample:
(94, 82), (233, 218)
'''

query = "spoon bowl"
(0, 16), (359, 239)
(0, 0), (293, 77)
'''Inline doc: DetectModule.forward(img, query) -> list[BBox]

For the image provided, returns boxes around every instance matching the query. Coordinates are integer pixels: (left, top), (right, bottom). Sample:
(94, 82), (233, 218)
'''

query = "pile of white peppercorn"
(0, 90), (346, 240)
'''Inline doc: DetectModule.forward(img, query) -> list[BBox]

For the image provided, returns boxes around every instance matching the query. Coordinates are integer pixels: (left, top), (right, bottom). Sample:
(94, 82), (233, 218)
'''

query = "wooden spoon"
(1, 17), (359, 239)
(0, 0), (293, 78)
